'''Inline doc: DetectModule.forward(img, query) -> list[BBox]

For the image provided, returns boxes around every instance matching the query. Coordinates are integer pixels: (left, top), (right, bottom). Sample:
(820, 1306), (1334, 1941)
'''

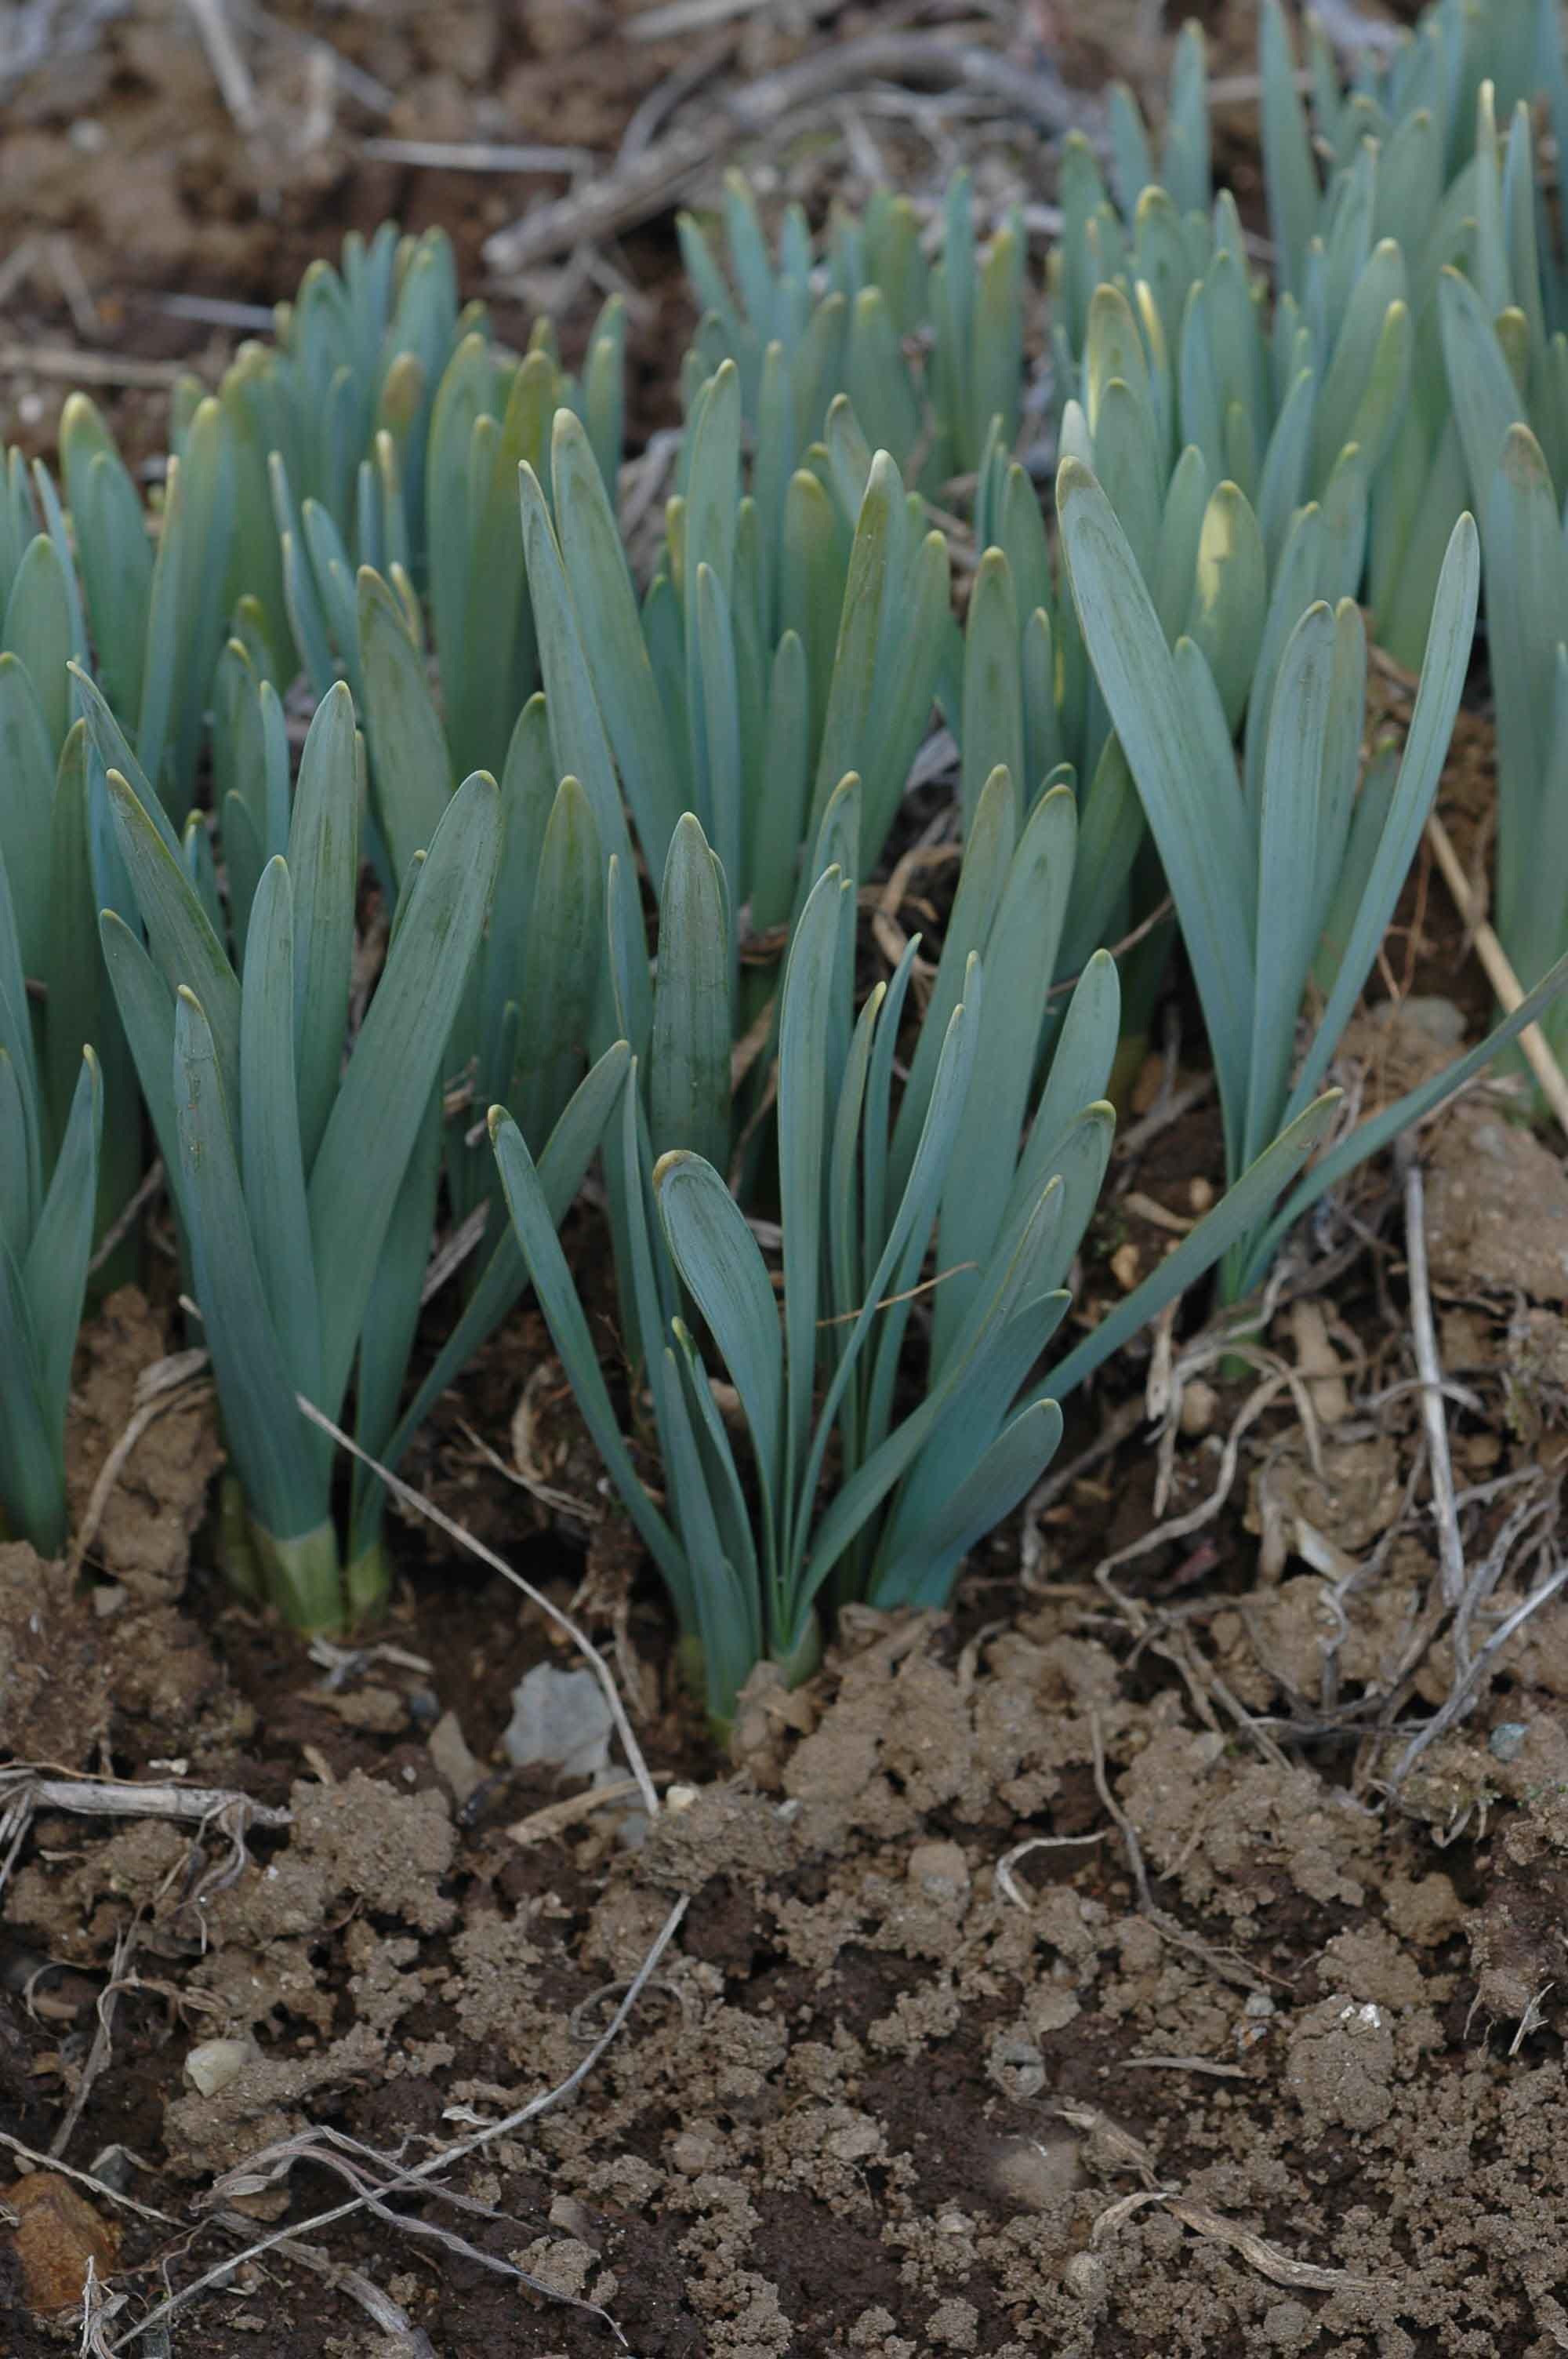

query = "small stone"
(1064, 2251), (1103, 2297)
(1028, 1983), (1080, 2034)
(668, 2126), (722, 2175)
(514, 2234), (594, 2301)
(1285, 1991), (1396, 2129)
(1489, 1722), (1529, 1761)
(907, 1840), (969, 1903)
(991, 2132), (1080, 2209)
(927, 2295), (979, 2349)
(849, 2310), (898, 2350)
(1188, 1176), (1215, 1213)
(988, 2030), (1046, 2099)
(503, 1663), (612, 1780)
(183, 2038), (253, 2095)
(1129, 1054), (1167, 1114)
(1, 2173), (119, 2312)
(1179, 1379), (1218, 1436)
(549, 2195), (600, 2246)
(825, 2117), (882, 2163)
(1110, 1241), (1141, 1291)
(427, 1709), (482, 1805)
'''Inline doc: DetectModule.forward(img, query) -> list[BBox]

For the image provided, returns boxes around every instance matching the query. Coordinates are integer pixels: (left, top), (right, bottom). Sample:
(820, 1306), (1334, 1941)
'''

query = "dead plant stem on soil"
(294, 1398), (660, 1820)
(1424, 812), (1568, 1137)
(104, 1893), (689, 2352)
(1401, 1147), (1466, 1608)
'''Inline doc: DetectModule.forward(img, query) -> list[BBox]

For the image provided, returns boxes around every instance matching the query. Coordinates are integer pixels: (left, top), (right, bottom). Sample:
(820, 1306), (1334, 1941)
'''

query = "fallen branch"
(0, 1771), (258, 1829)
(362, 136), (593, 173)
(483, 31), (1087, 274)
(0, 341), (194, 389)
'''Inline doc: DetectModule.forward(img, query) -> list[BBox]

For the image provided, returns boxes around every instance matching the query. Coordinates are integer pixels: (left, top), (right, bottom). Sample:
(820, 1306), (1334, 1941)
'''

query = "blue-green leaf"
(650, 812), (731, 1170)
(174, 986), (323, 1544)
(655, 1147), (783, 1515)
(1058, 457), (1255, 1161)
(105, 767), (242, 1116)
(22, 1046), (100, 1416)
(241, 858), (321, 1405)
(308, 771), (502, 1410)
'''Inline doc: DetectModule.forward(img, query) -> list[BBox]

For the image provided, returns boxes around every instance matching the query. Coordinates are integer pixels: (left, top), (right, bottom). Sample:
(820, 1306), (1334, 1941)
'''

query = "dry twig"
(234, 0), (394, 114)
(1392, 1559), (1568, 1784)
(505, 1774), (679, 1844)
(294, 1400), (659, 1819)
(1092, 1362), (1295, 1582)
(107, 1896), (688, 2350)
(1089, 1712), (1279, 1995)
(1121, 2055), (1247, 2078)
(0, 0), (132, 93)
(1400, 1148), (1465, 1609)
(627, 0), (840, 35)
(0, 341), (193, 389)
(0, 1770), (289, 1906)
(362, 136), (593, 173)
(68, 1353), (212, 1580)
(994, 1829), (1106, 1908)
(180, 0), (260, 133)
(484, 31), (1085, 274)
(87, 1162), (165, 1278)
(1069, 2119), (1380, 2292)
(0, 2132), (176, 2228)
(50, 1925), (136, 2161)
(209, 2219), (436, 2353)
(204, 2132), (622, 2332)
(1160, 2196), (1378, 2293)
(1425, 812), (1568, 1139)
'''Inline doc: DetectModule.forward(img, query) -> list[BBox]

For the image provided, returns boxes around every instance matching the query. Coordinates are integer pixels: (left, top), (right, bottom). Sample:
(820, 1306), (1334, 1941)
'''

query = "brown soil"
(6, 959), (1568, 2359)
(5, 1358), (1568, 2359)
(5, 5), (1568, 2357)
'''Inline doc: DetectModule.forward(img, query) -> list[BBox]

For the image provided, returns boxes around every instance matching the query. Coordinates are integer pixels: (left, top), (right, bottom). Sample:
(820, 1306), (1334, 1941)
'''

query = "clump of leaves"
(0, 827), (100, 1555)
(492, 768), (1333, 1724)
(1058, 460), (1568, 1303)
(679, 170), (1022, 490)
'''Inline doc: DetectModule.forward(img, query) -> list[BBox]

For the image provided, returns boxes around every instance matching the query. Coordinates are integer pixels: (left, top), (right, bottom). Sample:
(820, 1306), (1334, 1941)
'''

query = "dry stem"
(106, 1895), (688, 2351)
(1425, 812), (1568, 1140)
(295, 1400), (660, 1819)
